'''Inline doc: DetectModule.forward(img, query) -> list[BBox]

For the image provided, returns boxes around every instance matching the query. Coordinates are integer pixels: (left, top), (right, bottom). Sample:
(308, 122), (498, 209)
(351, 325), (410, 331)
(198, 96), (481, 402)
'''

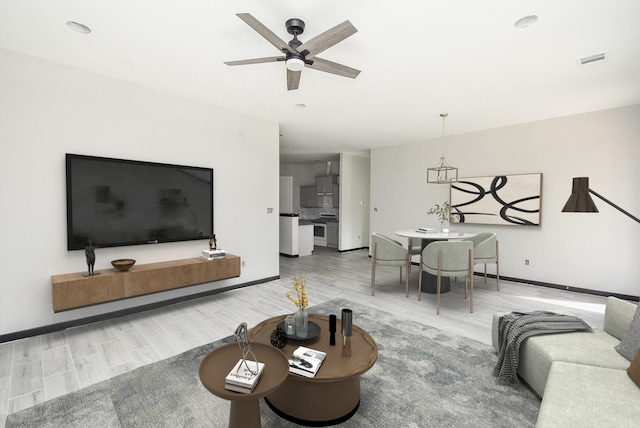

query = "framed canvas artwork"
(450, 173), (542, 226)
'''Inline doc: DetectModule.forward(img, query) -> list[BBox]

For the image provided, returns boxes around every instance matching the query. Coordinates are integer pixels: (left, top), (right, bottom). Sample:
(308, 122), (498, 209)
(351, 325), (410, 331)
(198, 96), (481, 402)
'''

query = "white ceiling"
(1, 1), (639, 164)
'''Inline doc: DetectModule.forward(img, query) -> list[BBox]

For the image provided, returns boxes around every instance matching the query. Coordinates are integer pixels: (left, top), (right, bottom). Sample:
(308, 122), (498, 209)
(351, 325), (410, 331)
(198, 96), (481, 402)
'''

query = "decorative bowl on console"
(111, 259), (136, 272)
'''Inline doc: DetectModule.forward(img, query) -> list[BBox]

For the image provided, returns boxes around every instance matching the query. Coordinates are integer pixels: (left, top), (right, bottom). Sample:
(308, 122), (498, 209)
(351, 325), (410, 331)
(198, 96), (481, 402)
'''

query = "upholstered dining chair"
(465, 232), (499, 291)
(419, 241), (474, 315)
(370, 233), (410, 297)
(408, 237), (422, 274)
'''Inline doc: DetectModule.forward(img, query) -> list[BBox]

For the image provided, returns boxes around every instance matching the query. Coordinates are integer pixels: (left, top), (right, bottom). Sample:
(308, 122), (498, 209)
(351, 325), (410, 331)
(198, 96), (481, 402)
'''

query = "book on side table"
(224, 359), (265, 393)
(288, 346), (327, 378)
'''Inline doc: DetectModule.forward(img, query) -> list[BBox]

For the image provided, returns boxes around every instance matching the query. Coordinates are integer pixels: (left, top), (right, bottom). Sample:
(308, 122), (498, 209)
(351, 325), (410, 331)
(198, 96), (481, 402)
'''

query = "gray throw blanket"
(493, 311), (592, 384)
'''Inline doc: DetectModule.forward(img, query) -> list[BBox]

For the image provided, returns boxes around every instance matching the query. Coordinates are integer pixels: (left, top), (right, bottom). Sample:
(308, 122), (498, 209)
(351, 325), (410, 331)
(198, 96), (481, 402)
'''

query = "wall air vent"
(577, 52), (606, 67)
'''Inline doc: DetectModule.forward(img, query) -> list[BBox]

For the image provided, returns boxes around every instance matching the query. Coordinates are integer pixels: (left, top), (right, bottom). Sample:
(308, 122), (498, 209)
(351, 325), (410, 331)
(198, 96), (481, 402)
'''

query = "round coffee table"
(199, 342), (289, 428)
(250, 314), (378, 426)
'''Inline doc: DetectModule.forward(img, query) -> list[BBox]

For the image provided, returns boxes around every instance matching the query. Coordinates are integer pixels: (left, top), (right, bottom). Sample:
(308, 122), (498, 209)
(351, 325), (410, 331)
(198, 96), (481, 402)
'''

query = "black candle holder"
(341, 309), (353, 357)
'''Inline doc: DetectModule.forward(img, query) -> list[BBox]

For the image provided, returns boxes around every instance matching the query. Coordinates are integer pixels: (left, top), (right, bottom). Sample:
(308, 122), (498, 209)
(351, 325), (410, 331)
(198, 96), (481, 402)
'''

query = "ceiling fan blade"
(287, 69), (301, 91)
(236, 13), (296, 54)
(297, 20), (357, 59)
(224, 56), (283, 66)
(307, 57), (360, 79)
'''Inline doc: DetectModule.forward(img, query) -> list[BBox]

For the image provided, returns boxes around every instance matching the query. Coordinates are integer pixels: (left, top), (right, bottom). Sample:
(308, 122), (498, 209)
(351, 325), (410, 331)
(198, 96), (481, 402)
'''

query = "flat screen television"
(66, 154), (213, 250)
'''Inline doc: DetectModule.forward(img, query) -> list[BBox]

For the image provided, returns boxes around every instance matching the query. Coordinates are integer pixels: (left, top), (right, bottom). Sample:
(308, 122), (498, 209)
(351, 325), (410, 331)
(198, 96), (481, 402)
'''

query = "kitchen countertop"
(307, 218), (339, 224)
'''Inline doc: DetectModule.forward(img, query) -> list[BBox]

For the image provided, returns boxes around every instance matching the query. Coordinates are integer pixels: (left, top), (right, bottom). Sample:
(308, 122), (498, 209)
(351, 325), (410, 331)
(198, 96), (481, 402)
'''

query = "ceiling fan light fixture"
(285, 57), (305, 72)
(225, 14), (359, 90)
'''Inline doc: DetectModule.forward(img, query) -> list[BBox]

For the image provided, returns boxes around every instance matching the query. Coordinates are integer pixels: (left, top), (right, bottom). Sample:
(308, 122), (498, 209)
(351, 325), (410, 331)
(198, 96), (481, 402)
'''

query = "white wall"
(339, 153), (370, 250)
(0, 50), (280, 336)
(371, 105), (640, 297)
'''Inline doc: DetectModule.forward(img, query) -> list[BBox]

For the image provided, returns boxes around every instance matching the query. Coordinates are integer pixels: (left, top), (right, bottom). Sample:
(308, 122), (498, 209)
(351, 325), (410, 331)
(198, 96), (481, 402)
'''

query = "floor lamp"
(562, 177), (640, 224)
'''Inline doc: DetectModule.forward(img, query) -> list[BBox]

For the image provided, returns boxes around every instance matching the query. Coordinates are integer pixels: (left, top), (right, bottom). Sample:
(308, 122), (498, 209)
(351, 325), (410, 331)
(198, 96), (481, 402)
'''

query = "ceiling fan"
(224, 13), (360, 90)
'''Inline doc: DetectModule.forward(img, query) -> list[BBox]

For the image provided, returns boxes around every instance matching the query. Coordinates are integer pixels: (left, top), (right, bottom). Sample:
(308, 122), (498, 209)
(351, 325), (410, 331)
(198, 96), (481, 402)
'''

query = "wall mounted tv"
(66, 154), (213, 251)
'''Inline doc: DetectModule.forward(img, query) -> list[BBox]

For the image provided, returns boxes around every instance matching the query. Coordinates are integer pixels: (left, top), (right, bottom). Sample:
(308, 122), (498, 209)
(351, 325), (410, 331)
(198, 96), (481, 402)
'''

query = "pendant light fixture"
(427, 113), (458, 184)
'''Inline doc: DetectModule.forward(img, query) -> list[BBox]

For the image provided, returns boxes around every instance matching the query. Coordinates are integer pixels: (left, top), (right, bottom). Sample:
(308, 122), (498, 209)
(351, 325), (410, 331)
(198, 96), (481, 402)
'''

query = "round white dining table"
(395, 229), (476, 293)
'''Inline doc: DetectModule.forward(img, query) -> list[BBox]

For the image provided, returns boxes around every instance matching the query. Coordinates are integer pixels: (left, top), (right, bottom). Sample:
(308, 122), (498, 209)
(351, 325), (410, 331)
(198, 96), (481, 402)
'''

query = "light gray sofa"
(492, 296), (640, 427)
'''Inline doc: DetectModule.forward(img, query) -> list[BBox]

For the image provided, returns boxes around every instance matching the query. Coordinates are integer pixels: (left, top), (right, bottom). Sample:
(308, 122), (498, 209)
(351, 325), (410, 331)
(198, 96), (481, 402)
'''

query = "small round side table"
(199, 342), (289, 428)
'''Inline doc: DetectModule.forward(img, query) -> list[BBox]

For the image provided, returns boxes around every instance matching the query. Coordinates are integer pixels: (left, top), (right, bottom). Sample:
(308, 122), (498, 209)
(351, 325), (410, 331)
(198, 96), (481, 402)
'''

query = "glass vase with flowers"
(286, 273), (309, 338)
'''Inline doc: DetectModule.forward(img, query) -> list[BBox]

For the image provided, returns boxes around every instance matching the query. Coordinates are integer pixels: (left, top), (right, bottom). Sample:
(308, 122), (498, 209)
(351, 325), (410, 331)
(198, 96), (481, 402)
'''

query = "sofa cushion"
(536, 362), (640, 428)
(615, 303), (640, 361)
(628, 349), (640, 387)
(518, 329), (630, 396)
(604, 296), (638, 340)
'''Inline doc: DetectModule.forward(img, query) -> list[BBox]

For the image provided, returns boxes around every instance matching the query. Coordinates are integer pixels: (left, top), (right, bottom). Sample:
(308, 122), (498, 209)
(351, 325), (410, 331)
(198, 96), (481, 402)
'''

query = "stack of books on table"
(416, 227), (436, 233)
(288, 346), (327, 378)
(200, 249), (226, 260)
(224, 359), (265, 393)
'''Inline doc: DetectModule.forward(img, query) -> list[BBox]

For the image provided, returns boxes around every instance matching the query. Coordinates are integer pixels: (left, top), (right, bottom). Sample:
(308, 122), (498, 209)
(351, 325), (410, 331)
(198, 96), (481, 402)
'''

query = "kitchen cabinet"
(300, 186), (322, 207)
(316, 175), (338, 195)
(327, 222), (338, 248)
(332, 184), (339, 208)
(298, 224), (313, 256)
(279, 215), (299, 256)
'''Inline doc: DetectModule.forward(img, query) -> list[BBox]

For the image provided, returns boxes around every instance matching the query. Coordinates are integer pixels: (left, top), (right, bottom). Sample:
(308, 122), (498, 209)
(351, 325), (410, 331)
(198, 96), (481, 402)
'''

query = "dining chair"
(408, 237), (422, 274)
(465, 232), (499, 291)
(370, 233), (410, 297)
(419, 241), (474, 315)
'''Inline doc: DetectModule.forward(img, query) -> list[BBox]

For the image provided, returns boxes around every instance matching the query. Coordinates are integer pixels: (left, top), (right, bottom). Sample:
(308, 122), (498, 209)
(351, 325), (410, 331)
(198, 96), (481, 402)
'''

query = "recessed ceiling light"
(294, 103), (306, 108)
(66, 21), (91, 34)
(514, 15), (538, 29)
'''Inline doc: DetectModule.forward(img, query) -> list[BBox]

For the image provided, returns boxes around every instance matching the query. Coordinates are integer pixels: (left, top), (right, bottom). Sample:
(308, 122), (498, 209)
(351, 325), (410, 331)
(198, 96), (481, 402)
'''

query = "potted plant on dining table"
(427, 201), (459, 232)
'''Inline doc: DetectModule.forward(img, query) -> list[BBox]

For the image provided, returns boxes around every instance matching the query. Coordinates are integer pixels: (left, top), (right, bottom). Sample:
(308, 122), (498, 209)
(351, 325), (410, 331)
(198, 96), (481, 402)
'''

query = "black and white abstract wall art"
(450, 173), (542, 226)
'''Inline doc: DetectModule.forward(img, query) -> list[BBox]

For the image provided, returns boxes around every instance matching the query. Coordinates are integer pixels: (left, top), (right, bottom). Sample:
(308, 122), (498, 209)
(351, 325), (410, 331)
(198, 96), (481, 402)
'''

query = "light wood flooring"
(0, 246), (608, 427)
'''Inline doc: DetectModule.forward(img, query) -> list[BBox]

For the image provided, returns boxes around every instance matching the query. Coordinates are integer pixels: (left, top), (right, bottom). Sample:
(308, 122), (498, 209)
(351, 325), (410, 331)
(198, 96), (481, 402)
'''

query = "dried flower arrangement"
(286, 273), (309, 309)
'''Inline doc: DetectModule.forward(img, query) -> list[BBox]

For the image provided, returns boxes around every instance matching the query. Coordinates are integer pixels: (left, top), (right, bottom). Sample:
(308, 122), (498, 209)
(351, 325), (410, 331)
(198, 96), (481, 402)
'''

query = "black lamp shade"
(562, 177), (599, 213)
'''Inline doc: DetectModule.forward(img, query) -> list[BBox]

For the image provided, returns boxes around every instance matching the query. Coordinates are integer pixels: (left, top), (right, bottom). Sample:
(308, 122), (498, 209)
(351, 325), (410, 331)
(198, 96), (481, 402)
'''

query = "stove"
(312, 213), (337, 246)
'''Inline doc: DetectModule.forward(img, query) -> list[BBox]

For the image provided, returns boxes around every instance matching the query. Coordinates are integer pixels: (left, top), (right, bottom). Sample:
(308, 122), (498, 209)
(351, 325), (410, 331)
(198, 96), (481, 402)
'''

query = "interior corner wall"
(0, 49), (280, 336)
(339, 153), (370, 251)
(370, 105), (640, 297)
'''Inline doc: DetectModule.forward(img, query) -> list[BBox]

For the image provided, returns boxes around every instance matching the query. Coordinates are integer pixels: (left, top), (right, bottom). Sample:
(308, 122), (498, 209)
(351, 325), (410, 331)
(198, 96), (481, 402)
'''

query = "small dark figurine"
(83, 241), (98, 277)
(329, 314), (337, 346)
(209, 234), (217, 251)
(270, 327), (288, 349)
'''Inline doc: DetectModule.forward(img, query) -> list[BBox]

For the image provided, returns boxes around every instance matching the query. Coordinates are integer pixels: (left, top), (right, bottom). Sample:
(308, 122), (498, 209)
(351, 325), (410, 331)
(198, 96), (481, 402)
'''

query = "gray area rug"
(6, 299), (539, 427)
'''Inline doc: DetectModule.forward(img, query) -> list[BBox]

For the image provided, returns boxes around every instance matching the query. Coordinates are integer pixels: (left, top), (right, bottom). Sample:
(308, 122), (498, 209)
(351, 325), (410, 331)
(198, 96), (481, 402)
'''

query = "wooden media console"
(51, 254), (241, 312)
